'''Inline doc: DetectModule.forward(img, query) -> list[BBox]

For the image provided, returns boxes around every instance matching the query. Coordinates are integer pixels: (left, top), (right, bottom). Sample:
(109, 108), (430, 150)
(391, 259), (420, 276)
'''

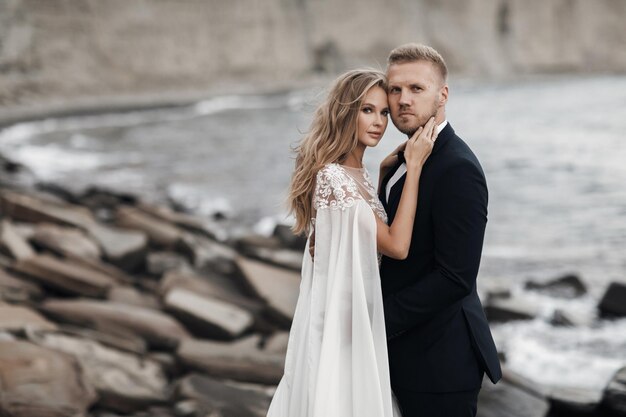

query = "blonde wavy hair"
(287, 69), (387, 235)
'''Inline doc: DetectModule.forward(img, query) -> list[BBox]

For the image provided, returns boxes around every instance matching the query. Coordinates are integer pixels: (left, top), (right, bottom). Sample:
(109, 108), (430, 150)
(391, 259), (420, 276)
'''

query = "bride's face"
(356, 86), (389, 148)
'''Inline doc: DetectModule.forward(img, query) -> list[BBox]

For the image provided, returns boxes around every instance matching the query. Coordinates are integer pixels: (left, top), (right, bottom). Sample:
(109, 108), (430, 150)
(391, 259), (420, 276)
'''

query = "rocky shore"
(1, 152), (625, 417)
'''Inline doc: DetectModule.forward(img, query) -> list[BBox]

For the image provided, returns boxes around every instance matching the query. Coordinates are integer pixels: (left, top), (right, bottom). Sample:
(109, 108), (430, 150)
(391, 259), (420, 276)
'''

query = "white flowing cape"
(267, 163), (400, 417)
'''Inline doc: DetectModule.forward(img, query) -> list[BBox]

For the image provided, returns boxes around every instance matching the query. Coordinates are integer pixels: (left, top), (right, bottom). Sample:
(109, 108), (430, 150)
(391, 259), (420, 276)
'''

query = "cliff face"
(1, 0), (625, 106)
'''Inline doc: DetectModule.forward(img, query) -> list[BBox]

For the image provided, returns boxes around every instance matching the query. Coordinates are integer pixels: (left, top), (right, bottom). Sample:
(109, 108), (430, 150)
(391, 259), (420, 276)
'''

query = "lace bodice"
(313, 163), (388, 224)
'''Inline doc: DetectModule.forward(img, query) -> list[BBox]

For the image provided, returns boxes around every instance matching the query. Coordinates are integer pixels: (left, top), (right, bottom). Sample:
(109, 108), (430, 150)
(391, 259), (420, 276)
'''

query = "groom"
(379, 43), (502, 416)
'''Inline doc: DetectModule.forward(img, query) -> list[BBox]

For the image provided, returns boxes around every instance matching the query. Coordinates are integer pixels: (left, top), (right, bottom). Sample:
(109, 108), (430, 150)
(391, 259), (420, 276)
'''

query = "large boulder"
(478, 378), (549, 417)
(175, 373), (271, 417)
(116, 205), (185, 248)
(0, 219), (35, 260)
(235, 256), (300, 326)
(525, 274), (587, 299)
(41, 299), (191, 350)
(599, 282), (626, 318)
(84, 222), (148, 271)
(0, 304), (57, 333)
(0, 189), (94, 227)
(0, 268), (43, 302)
(31, 223), (101, 260)
(0, 340), (97, 417)
(602, 366), (626, 416)
(177, 335), (284, 385)
(236, 234), (303, 271)
(179, 233), (238, 275)
(28, 331), (169, 413)
(164, 288), (254, 340)
(484, 296), (539, 323)
(11, 253), (119, 297)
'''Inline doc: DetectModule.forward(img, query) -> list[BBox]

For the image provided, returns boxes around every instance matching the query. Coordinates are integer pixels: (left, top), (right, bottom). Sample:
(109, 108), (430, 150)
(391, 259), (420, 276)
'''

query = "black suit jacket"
(379, 123), (502, 392)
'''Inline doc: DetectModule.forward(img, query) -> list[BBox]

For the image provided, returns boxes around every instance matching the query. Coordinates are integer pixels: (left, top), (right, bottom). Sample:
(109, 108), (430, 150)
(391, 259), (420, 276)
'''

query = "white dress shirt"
(385, 120), (448, 202)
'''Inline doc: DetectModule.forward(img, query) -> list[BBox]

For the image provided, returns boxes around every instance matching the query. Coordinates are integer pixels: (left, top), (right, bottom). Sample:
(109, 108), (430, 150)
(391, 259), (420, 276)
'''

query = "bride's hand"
(380, 141), (408, 177)
(404, 116), (438, 170)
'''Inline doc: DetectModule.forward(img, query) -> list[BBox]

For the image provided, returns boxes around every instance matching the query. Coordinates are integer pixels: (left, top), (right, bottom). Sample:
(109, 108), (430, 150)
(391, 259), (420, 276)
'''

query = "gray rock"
(0, 268), (43, 302)
(11, 253), (118, 297)
(0, 219), (35, 260)
(164, 288), (254, 340)
(599, 282), (626, 318)
(85, 222), (148, 271)
(478, 378), (549, 417)
(0, 340), (97, 417)
(602, 366), (626, 416)
(175, 373), (271, 417)
(55, 324), (147, 355)
(0, 304), (58, 333)
(107, 285), (161, 309)
(177, 335), (284, 385)
(484, 296), (540, 323)
(525, 274), (587, 298)
(147, 251), (192, 276)
(28, 331), (169, 413)
(235, 256), (299, 326)
(41, 299), (191, 350)
(116, 205), (186, 248)
(236, 234), (303, 271)
(273, 223), (307, 251)
(31, 223), (101, 260)
(263, 331), (289, 354)
(180, 233), (238, 275)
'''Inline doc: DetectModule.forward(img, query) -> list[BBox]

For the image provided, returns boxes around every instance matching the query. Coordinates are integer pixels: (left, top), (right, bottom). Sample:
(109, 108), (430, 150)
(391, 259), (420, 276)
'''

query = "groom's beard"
(393, 100), (439, 137)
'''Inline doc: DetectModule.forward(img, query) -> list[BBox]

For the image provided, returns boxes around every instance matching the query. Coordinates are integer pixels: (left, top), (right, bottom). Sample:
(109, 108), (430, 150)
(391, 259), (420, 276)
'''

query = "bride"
(267, 69), (437, 417)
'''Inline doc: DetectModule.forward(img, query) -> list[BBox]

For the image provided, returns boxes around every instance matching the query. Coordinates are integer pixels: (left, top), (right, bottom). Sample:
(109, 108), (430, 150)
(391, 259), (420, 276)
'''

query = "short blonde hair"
(387, 43), (448, 82)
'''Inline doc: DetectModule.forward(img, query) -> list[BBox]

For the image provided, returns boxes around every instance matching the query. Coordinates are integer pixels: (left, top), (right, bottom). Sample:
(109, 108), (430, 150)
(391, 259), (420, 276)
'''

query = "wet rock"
(31, 223), (101, 260)
(0, 304), (57, 333)
(0, 268), (43, 302)
(602, 366), (626, 416)
(478, 378), (549, 417)
(0, 219), (35, 260)
(549, 308), (593, 328)
(548, 386), (603, 415)
(108, 285), (161, 309)
(0, 340), (97, 417)
(273, 223), (307, 251)
(177, 335), (284, 385)
(116, 205), (185, 248)
(180, 233), (238, 275)
(484, 296), (539, 323)
(235, 256), (299, 326)
(28, 331), (169, 413)
(84, 222), (148, 271)
(598, 282), (626, 318)
(525, 274), (587, 299)
(0, 189), (94, 227)
(175, 373), (271, 417)
(11, 253), (118, 297)
(164, 288), (254, 340)
(41, 299), (191, 350)
(236, 234), (303, 271)
(147, 251), (192, 276)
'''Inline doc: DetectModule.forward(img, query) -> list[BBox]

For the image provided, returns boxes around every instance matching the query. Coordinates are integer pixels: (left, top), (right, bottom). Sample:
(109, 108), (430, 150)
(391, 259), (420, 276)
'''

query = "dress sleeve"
(307, 165), (394, 417)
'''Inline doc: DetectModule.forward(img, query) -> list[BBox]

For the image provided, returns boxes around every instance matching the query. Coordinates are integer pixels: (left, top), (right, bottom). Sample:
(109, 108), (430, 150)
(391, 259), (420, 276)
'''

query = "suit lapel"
(379, 158), (405, 210)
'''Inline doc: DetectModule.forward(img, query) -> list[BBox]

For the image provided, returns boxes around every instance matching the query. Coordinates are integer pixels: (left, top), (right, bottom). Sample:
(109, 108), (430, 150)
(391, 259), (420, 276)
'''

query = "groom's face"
(387, 61), (447, 137)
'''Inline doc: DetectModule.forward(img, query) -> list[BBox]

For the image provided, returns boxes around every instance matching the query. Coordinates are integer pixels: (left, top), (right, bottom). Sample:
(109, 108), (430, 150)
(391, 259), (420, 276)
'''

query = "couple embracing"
(267, 43), (502, 417)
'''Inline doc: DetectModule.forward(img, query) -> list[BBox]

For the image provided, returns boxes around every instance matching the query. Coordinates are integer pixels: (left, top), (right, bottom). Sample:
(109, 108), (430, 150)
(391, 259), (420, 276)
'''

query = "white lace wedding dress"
(267, 163), (402, 417)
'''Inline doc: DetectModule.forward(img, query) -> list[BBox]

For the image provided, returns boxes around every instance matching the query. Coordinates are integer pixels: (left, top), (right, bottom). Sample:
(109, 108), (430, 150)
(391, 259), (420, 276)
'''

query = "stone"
(41, 299), (191, 350)
(84, 222), (148, 271)
(525, 273), (587, 298)
(598, 282), (626, 318)
(273, 223), (307, 251)
(177, 335), (284, 385)
(0, 304), (57, 333)
(478, 378), (549, 417)
(147, 251), (192, 276)
(175, 373), (271, 417)
(116, 205), (184, 248)
(108, 285), (161, 309)
(11, 253), (118, 297)
(0, 219), (35, 260)
(484, 296), (539, 323)
(56, 324), (147, 355)
(0, 340), (97, 417)
(164, 288), (254, 340)
(263, 331), (289, 354)
(235, 256), (299, 326)
(236, 234), (303, 271)
(63, 252), (136, 285)
(0, 268), (43, 302)
(28, 330), (169, 413)
(180, 233), (238, 275)
(0, 189), (94, 228)
(31, 222), (101, 260)
(602, 366), (626, 416)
